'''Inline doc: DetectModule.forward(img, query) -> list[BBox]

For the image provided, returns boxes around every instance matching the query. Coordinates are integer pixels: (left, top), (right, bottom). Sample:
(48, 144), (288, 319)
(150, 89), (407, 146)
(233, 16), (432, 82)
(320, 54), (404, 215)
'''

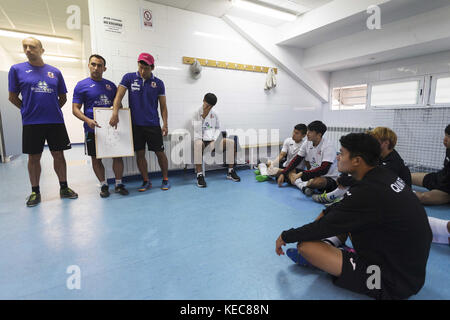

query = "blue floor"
(0, 145), (449, 300)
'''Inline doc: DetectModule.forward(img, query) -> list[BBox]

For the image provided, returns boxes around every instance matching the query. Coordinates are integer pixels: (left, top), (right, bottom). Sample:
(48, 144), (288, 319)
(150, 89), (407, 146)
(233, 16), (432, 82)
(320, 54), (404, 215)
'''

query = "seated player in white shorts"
(254, 123), (307, 182)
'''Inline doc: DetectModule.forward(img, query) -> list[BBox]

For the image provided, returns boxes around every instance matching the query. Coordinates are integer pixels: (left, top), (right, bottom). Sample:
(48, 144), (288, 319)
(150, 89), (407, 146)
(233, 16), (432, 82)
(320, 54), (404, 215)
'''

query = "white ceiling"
(147, 0), (332, 26)
(0, 0), (88, 66)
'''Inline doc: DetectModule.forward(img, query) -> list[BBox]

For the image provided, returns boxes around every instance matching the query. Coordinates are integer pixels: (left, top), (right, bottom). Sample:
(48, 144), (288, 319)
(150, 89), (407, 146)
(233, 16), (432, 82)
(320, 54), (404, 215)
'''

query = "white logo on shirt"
(94, 94), (111, 106)
(390, 177), (405, 193)
(350, 258), (356, 271)
(90, 84), (96, 88)
(346, 191), (352, 197)
(31, 81), (54, 93)
(131, 80), (141, 92)
(25, 70), (33, 73)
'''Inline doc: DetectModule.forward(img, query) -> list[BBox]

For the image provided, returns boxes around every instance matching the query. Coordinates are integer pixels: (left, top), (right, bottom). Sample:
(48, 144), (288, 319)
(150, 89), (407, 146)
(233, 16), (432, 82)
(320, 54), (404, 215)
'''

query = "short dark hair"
(138, 60), (155, 69)
(339, 133), (381, 167)
(307, 120), (327, 136)
(294, 123), (307, 135)
(204, 93), (217, 106)
(89, 54), (106, 67)
(445, 124), (450, 135)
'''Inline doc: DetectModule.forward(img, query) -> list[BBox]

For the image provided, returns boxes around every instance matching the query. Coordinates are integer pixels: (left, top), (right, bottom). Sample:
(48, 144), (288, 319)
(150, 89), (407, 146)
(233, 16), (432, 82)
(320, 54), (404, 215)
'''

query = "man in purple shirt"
(72, 54), (129, 198)
(8, 37), (78, 207)
(109, 53), (170, 191)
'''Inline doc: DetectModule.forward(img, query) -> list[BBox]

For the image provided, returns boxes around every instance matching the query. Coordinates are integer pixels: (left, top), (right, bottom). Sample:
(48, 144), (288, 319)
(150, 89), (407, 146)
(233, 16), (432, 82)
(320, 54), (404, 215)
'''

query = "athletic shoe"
(60, 187), (78, 199)
(115, 184), (129, 196)
(286, 248), (314, 267)
(197, 174), (207, 188)
(254, 169), (260, 175)
(138, 181), (152, 192)
(255, 175), (269, 182)
(301, 187), (314, 197)
(227, 169), (241, 182)
(324, 196), (344, 207)
(26, 192), (41, 207)
(100, 185), (110, 198)
(312, 192), (332, 204)
(161, 179), (171, 190)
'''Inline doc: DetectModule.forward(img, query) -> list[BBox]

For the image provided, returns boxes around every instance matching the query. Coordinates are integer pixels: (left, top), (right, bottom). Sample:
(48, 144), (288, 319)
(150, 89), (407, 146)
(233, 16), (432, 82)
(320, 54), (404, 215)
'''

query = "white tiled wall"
(88, 0), (323, 144)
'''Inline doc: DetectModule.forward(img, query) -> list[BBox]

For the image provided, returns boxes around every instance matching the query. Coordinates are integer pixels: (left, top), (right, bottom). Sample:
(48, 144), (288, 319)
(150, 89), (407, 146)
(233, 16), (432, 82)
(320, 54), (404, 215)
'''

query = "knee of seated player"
(309, 177), (326, 188)
(297, 241), (317, 255)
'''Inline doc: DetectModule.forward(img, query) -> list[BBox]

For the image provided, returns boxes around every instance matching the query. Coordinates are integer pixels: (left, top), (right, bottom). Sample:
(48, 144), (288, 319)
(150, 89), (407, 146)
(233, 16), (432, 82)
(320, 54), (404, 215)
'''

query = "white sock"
(115, 179), (122, 186)
(325, 187), (349, 201)
(294, 178), (308, 190)
(322, 236), (343, 247)
(100, 181), (107, 187)
(197, 172), (203, 177)
(428, 217), (450, 244)
(228, 168), (233, 173)
(258, 163), (268, 176)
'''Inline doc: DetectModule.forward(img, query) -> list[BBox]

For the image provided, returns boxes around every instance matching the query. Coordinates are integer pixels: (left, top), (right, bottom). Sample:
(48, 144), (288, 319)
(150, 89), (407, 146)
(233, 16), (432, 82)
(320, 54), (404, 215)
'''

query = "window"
(433, 76), (450, 104)
(331, 84), (367, 110)
(370, 78), (424, 107)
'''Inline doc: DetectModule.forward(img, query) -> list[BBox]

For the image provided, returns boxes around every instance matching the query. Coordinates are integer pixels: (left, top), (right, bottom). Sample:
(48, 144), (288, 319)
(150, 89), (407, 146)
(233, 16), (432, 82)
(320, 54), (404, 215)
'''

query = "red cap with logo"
(138, 52), (155, 65)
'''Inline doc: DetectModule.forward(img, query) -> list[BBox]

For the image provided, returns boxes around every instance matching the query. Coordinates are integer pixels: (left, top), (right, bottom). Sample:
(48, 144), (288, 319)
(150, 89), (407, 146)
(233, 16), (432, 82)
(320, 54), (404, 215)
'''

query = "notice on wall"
(141, 8), (153, 30)
(103, 16), (124, 34)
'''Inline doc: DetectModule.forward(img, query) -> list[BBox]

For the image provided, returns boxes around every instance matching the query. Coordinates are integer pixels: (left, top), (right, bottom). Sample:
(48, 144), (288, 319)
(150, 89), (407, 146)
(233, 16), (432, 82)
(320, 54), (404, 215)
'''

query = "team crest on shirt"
(47, 71), (55, 79)
(106, 84), (112, 91)
(151, 81), (157, 88)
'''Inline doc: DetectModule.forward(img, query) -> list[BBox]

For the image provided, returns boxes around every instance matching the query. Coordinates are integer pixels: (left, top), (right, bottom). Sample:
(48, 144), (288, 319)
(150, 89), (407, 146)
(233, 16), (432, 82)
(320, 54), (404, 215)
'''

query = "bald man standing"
(8, 37), (78, 207)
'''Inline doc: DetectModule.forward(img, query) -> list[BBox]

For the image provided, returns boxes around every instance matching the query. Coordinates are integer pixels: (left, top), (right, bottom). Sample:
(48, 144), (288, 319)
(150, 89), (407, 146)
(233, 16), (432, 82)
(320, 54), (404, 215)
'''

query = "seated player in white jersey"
(276, 133), (432, 300)
(277, 121), (339, 196)
(313, 127), (412, 205)
(254, 124), (307, 182)
(192, 93), (240, 188)
(411, 124), (450, 205)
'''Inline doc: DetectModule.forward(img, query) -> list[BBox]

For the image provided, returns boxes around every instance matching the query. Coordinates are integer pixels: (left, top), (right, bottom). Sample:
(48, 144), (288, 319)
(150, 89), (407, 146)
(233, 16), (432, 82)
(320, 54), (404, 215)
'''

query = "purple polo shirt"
(8, 62), (68, 125)
(119, 72), (165, 126)
(73, 77), (117, 133)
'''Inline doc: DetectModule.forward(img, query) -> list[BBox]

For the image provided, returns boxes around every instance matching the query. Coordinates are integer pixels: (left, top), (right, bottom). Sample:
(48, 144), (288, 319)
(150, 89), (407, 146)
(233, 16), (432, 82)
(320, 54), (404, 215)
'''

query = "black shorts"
(22, 124), (71, 154)
(423, 172), (450, 194)
(133, 125), (164, 152)
(337, 173), (356, 187)
(85, 132), (96, 157)
(333, 249), (385, 300)
(319, 177), (338, 193)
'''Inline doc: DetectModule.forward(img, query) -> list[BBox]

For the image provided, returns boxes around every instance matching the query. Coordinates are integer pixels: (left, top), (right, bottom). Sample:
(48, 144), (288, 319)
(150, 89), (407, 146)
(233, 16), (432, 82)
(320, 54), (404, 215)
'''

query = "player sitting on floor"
(411, 124), (450, 205)
(254, 123), (307, 182)
(277, 120), (339, 196)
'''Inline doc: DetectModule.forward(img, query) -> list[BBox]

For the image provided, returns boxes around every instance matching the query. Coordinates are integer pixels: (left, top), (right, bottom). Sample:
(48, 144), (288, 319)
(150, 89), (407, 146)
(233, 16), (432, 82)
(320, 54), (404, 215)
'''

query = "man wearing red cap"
(109, 53), (170, 191)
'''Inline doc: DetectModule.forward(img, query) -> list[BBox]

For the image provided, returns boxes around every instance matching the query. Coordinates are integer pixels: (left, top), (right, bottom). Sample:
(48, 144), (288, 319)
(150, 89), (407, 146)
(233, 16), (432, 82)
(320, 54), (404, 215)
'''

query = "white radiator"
(104, 131), (190, 180)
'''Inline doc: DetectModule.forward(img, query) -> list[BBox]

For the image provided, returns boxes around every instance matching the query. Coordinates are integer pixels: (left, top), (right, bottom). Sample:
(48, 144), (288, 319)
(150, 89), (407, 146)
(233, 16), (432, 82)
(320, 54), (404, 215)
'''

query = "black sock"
(60, 181), (68, 189)
(32, 186), (40, 194)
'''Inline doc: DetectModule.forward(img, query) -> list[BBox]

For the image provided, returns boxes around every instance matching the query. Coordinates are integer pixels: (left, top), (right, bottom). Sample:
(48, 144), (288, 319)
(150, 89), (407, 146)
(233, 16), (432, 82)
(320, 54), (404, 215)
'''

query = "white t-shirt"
(281, 137), (306, 168)
(298, 137), (339, 179)
(192, 107), (221, 141)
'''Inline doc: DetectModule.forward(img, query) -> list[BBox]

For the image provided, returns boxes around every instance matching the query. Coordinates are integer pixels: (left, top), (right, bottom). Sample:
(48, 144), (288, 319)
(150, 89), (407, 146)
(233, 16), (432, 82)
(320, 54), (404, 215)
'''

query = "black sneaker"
(26, 192), (41, 207)
(100, 185), (110, 198)
(197, 174), (207, 188)
(60, 187), (78, 199)
(301, 187), (314, 196)
(115, 184), (129, 195)
(227, 169), (241, 182)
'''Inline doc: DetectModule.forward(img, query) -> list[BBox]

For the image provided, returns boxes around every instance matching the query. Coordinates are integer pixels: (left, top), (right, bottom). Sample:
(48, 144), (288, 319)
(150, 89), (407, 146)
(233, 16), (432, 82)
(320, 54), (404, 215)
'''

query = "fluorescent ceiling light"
(231, 0), (297, 21)
(19, 53), (80, 63)
(0, 29), (73, 44)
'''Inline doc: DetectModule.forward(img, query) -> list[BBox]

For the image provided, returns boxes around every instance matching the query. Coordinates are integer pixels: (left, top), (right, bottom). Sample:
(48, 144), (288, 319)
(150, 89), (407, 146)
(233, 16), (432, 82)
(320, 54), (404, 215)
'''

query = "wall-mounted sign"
(103, 16), (123, 34)
(141, 8), (153, 30)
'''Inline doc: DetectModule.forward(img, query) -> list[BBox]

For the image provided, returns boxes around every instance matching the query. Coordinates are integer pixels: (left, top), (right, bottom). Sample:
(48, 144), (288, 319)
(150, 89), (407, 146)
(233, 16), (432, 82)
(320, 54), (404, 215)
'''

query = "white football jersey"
(192, 107), (221, 141)
(282, 137), (306, 168)
(298, 137), (339, 179)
